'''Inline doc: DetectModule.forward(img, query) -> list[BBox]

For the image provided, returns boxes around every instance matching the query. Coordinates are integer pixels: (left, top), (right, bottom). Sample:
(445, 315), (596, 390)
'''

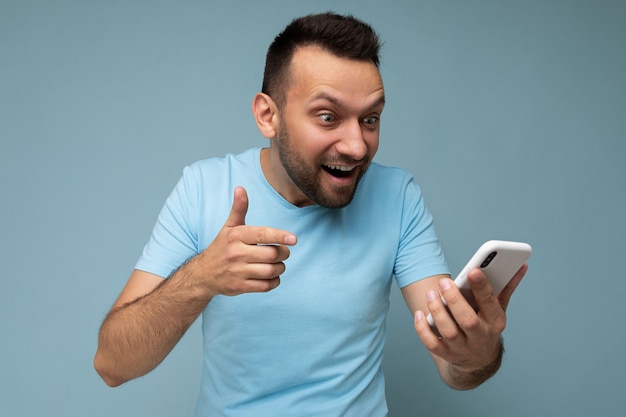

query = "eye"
(362, 116), (380, 126)
(317, 113), (336, 123)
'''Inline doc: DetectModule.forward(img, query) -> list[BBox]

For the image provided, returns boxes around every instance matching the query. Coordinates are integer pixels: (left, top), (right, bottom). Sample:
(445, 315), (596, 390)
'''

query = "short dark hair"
(261, 12), (382, 108)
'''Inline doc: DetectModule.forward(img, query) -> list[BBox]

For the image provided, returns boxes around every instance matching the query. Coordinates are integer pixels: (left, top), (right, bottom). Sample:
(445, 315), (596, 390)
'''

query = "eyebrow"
(310, 91), (386, 112)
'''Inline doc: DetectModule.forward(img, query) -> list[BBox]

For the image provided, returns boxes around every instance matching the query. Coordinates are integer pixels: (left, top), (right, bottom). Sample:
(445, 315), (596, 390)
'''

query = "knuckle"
(460, 315), (480, 331)
(225, 226), (242, 244)
(478, 292), (497, 307)
(224, 245), (243, 264)
(443, 291), (462, 306)
(423, 338), (441, 351)
(439, 326), (461, 341)
(427, 302), (445, 315)
(258, 263), (277, 278)
(493, 316), (507, 333)
(262, 245), (283, 263)
(474, 292), (498, 307)
(252, 262), (283, 280)
(221, 279), (244, 296)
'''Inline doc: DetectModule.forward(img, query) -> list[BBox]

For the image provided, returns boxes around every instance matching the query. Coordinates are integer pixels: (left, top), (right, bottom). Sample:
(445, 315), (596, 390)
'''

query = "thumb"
(224, 186), (248, 227)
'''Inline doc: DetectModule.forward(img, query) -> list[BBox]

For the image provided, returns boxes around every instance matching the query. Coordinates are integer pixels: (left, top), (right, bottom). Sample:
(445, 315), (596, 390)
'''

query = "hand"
(414, 265), (528, 373)
(192, 186), (297, 297)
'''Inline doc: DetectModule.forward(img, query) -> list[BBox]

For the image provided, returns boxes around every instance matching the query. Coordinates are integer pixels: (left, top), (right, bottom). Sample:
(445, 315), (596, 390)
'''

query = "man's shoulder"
(364, 161), (416, 187)
(188, 147), (259, 170)
(179, 148), (260, 184)
(368, 160), (412, 176)
(352, 162), (423, 212)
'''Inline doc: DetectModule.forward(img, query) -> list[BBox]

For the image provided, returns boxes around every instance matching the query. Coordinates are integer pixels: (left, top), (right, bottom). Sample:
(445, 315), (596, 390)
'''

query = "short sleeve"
(393, 178), (449, 287)
(135, 165), (201, 278)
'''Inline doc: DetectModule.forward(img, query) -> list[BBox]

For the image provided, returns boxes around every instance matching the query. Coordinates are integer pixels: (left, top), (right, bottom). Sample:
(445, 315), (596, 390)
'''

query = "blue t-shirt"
(136, 148), (449, 416)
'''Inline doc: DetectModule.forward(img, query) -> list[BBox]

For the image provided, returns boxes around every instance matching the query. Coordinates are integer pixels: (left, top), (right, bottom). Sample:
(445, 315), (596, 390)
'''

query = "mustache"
(320, 155), (370, 165)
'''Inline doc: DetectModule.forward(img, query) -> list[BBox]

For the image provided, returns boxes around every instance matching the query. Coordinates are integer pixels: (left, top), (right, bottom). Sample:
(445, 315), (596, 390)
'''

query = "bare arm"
(94, 268), (209, 386)
(94, 187), (297, 386)
(402, 264), (527, 390)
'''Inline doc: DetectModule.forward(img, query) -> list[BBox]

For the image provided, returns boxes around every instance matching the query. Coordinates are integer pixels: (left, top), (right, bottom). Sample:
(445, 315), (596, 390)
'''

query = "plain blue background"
(1, 0), (625, 416)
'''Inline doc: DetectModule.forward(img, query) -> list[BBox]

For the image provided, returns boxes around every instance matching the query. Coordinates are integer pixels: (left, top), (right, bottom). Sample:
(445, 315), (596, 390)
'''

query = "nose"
(335, 119), (368, 161)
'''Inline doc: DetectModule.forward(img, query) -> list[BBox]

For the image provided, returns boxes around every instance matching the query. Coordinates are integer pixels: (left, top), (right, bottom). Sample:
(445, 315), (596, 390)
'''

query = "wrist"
(448, 336), (505, 390)
(167, 255), (217, 304)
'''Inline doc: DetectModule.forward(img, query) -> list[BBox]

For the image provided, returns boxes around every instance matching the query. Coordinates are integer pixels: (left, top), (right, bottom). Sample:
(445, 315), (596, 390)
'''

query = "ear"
(252, 93), (280, 139)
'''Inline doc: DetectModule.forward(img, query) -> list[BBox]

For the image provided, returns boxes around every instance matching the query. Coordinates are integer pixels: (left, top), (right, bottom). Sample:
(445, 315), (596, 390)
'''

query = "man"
(94, 12), (527, 416)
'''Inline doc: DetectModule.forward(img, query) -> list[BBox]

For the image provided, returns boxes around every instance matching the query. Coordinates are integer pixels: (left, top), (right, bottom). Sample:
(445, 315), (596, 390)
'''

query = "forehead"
(286, 46), (385, 109)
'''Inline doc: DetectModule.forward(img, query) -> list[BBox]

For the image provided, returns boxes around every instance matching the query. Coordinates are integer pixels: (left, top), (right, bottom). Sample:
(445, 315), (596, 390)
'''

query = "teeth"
(326, 165), (353, 172)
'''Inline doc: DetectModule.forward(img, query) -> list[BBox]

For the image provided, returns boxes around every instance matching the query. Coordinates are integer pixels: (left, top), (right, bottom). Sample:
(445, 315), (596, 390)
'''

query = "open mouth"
(322, 164), (355, 178)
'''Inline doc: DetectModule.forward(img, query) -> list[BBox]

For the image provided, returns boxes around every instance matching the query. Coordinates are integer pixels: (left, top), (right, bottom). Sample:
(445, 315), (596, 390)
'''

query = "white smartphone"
(427, 240), (532, 333)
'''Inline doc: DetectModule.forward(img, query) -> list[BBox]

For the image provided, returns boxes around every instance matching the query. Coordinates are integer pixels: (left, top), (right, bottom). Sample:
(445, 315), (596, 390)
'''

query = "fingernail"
(426, 290), (437, 302)
(284, 234), (297, 245)
(415, 310), (424, 321)
(439, 278), (452, 291)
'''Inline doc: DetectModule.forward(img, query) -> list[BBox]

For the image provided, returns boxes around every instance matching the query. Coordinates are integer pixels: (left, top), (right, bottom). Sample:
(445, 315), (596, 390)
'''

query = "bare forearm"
(94, 265), (212, 386)
(95, 189), (295, 386)
(436, 337), (504, 390)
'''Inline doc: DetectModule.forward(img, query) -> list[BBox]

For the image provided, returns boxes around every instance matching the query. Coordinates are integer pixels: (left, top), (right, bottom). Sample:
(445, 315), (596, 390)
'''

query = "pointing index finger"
(237, 225), (297, 246)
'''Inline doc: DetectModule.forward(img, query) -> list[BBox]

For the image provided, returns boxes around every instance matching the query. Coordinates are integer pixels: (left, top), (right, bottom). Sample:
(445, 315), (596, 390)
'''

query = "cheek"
(289, 125), (332, 155)
(365, 132), (380, 155)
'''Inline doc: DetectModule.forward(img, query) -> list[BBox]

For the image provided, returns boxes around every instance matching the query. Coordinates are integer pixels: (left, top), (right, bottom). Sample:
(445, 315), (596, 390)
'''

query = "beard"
(276, 121), (370, 209)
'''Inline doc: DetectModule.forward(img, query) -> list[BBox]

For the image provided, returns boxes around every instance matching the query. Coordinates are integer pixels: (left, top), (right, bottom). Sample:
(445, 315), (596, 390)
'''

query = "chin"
(314, 186), (358, 208)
